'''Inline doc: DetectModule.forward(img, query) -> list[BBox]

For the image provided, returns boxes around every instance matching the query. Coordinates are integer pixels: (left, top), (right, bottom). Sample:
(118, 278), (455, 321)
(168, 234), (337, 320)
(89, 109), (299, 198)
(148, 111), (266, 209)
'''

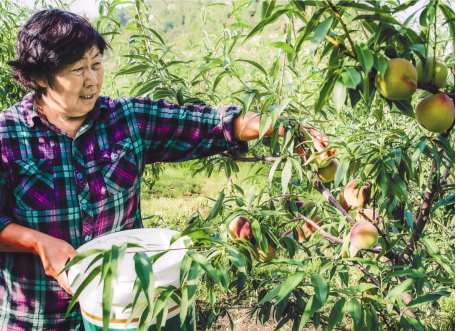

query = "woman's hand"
(35, 234), (78, 295)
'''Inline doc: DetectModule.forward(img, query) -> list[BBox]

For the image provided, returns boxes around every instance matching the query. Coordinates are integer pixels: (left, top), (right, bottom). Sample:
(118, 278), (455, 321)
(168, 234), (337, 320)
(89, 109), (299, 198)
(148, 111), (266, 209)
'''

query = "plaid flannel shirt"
(0, 92), (246, 330)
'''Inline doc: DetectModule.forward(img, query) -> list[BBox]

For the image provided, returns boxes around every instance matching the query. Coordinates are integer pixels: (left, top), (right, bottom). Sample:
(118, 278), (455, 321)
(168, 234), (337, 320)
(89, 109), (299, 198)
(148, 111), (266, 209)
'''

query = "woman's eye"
(93, 62), (102, 68)
(73, 67), (83, 72)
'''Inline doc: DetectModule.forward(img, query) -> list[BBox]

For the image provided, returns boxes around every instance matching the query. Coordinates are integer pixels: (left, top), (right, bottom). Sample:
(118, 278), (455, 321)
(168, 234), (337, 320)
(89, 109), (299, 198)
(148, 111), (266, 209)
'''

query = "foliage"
(3, 0), (455, 330)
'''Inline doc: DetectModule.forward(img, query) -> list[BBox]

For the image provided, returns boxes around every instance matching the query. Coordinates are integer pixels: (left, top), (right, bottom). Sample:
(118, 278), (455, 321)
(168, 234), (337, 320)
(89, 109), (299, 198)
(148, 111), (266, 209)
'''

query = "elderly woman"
(0, 9), (281, 330)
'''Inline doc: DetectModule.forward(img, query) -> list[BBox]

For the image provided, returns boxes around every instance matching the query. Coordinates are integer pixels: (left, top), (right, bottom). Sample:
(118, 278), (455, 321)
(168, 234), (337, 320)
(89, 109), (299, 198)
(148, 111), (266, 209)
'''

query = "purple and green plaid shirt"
(0, 92), (246, 330)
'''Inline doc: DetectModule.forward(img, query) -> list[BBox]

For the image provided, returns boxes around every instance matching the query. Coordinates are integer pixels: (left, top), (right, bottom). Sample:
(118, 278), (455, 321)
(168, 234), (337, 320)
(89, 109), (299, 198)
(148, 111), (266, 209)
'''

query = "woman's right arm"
(0, 223), (78, 295)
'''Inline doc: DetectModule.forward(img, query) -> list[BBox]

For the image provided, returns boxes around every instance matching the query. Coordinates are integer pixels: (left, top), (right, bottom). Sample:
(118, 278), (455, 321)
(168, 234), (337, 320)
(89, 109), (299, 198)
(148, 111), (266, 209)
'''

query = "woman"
(0, 9), (280, 330)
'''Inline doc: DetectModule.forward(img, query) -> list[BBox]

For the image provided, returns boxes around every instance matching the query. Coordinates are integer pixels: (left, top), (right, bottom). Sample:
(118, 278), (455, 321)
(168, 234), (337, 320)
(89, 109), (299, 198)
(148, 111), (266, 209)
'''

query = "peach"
(339, 191), (352, 210)
(306, 215), (323, 231)
(344, 179), (370, 208)
(308, 128), (336, 168)
(296, 224), (312, 243)
(415, 93), (454, 133)
(316, 160), (338, 183)
(228, 216), (252, 240)
(416, 56), (448, 88)
(375, 58), (418, 100)
(350, 221), (379, 250)
(255, 243), (276, 262)
(356, 209), (378, 222)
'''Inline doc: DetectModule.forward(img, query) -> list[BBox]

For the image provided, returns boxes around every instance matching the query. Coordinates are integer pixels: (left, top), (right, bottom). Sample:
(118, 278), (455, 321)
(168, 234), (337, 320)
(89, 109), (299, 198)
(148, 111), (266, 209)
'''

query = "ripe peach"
(415, 93), (455, 133)
(339, 191), (352, 210)
(306, 215), (323, 231)
(416, 56), (448, 88)
(375, 58), (418, 100)
(308, 128), (336, 168)
(255, 243), (276, 262)
(350, 221), (379, 250)
(316, 160), (338, 183)
(228, 216), (252, 240)
(296, 224), (312, 243)
(356, 209), (378, 222)
(343, 179), (370, 208)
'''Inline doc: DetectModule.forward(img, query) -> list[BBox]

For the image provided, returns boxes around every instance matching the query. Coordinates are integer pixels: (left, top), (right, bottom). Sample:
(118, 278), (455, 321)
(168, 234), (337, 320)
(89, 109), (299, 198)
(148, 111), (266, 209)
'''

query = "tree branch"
(326, 1), (356, 56)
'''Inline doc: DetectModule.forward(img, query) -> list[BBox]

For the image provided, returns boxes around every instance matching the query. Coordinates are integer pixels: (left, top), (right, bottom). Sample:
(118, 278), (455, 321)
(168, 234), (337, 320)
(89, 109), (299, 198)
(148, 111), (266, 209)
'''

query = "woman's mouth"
(79, 94), (95, 101)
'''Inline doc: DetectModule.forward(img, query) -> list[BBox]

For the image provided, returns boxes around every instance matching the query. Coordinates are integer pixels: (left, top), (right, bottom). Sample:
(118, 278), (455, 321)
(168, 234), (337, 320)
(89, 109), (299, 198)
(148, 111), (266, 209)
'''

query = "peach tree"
(58, 0), (455, 330)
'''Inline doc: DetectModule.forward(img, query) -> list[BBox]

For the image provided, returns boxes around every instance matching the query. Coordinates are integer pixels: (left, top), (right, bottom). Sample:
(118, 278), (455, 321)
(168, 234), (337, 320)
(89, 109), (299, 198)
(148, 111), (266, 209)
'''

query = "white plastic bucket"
(68, 228), (195, 331)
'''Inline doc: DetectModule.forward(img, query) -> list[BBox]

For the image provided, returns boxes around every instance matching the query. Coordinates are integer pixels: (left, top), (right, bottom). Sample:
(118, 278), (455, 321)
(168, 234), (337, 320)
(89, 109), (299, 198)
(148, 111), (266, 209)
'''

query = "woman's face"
(39, 45), (104, 118)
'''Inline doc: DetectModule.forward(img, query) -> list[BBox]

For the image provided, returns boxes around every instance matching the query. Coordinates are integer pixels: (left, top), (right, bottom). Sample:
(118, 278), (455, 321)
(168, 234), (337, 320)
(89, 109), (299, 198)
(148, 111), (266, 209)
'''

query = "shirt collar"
(18, 92), (108, 128)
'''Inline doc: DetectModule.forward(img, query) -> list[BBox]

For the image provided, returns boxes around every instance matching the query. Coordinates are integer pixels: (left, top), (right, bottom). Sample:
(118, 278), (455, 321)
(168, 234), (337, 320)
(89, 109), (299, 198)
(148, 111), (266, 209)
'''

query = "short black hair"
(8, 10), (109, 97)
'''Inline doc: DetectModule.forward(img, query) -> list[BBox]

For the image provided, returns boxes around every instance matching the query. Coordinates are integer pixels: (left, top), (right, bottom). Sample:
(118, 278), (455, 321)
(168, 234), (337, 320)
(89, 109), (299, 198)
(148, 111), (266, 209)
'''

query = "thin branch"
(430, 218), (455, 237)
(313, 180), (356, 224)
(220, 152), (284, 163)
(326, 1), (356, 56)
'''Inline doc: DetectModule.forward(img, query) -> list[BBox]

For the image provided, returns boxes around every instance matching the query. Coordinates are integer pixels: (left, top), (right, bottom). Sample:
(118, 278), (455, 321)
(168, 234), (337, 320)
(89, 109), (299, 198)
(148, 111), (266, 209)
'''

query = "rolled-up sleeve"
(129, 97), (248, 163)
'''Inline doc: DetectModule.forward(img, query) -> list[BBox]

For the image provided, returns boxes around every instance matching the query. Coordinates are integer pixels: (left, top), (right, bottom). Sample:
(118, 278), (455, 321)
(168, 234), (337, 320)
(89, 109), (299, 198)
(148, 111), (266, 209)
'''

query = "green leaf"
(353, 14), (402, 26)
(344, 298), (363, 330)
(133, 252), (155, 305)
(257, 284), (281, 306)
(315, 70), (337, 113)
(386, 278), (416, 299)
(206, 190), (225, 222)
(247, 184), (257, 207)
(170, 227), (210, 246)
(354, 43), (373, 74)
(259, 115), (272, 140)
(327, 298), (346, 331)
(349, 283), (378, 292)
(102, 271), (113, 331)
(341, 68), (362, 89)
(309, 17), (333, 55)
(298, 295), (320, 330)
(186, 251), (222, 289)
(373, 53), (387, 77)
(65, 265), (102, 317)
(334, 157), (349, 188)
(311, 274), (329, 305)
(407, 293), (449, 307)
(332, 78), (347, 112)
(243, 9), (290, 45)
(270, 41), (294, 54)
(59, 249), (105, 275)
(115, 64), (151, 77)
(281, 160), (293, 195)
(275, 272), (305, 305)
(339, 1), (390, 13)
(235, 59), (268, 76)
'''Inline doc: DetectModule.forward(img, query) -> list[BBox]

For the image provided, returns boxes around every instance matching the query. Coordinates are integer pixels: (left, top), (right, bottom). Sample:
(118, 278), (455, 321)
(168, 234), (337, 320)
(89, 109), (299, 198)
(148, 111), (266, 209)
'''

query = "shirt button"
(84, 234), (92, 241)
(112, 153), (119, 160)
(76, 173), (83, 179)
(81, 203), (87, 210)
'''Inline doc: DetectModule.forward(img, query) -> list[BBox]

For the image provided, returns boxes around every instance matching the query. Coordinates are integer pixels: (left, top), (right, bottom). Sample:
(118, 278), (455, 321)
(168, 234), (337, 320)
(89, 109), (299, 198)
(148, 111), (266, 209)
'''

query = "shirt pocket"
(97, 138), (139, 197)
(11, 158), (55, 210)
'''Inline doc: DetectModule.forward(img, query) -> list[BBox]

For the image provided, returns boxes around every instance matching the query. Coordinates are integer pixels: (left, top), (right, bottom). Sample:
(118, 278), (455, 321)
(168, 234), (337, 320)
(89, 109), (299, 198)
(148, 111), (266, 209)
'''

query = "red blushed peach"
(308, 128), (336, 168)
(344, 179), (370, 208)
(228, 216), (252, 240)
(306, 215), (323, 231)
(339, 191), (352, 210)
(296, 224), (312, 243)
(350, 221), (379, 250)
(375, 58), (418, 100)
(416, 93), (454, 133)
